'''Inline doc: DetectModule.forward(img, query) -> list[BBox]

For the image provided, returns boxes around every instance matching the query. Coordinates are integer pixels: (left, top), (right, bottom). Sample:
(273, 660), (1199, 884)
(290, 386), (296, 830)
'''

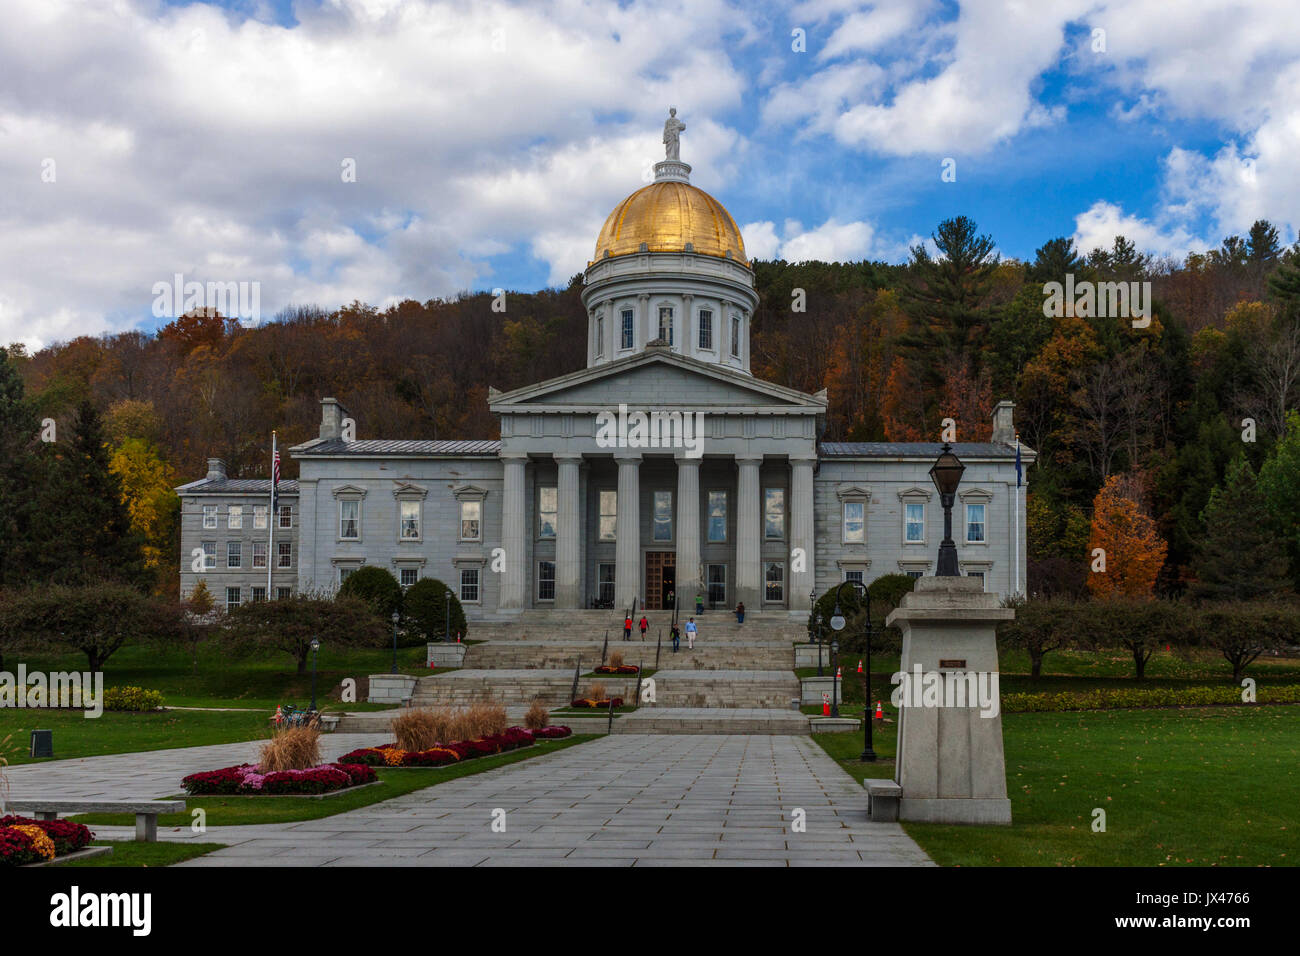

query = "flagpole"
(268, 431), (276, 597)
(1014, 433), (1021, 598)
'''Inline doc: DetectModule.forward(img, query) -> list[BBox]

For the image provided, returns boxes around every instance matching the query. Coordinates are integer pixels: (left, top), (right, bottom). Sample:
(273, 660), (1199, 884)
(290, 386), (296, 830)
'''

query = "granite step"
(648, 669), (802, 709)
(408, 669), (639, 707)
(612, 707), (811, 735)
(464, 639), (795, 671)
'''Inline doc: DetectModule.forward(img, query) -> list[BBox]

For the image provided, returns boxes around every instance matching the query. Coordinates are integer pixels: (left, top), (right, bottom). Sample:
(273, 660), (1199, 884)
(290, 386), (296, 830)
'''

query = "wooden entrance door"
(645, 551), (676, 610)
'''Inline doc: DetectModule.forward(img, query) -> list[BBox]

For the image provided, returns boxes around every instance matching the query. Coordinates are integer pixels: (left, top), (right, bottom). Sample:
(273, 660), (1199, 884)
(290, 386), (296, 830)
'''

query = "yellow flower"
(382, 748), (406, 766)
(12, 825), (55, 861)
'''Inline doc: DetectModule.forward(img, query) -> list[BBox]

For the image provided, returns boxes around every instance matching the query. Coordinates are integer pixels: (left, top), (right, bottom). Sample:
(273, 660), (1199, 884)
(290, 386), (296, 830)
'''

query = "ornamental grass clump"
(609, 651), (624, 669)
(524, 699), (550, 730)
(258, 726), (321, 772)
(588, 681), (607, 702)
(458, 703), (508, 740)
(392, 709), (444, 752)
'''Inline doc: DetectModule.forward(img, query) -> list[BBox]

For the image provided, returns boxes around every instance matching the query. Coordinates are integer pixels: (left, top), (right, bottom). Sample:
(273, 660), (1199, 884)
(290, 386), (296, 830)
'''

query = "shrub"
(588, 681), (607, 701)
(338, 565), (403, 620)
(524, 700), (549, 730)
(258, 726), (321, 772)
(609, 650), (624, 669)
(458, 703), (508, 740)
(531, 725), (572, 739)
(1002, 684), (1300, 713)
(403, 578), (468, 643)
(102, 686), (165, 711)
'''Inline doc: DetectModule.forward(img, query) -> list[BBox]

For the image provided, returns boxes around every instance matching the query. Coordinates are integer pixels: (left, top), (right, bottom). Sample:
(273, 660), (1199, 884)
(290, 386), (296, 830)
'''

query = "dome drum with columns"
(177, 110), (1032, 620)
(583, 150), (759, 374)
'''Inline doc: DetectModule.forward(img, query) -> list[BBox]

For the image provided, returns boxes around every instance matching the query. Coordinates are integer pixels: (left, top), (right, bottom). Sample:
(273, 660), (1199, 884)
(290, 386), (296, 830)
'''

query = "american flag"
(272, 446), (281, 509)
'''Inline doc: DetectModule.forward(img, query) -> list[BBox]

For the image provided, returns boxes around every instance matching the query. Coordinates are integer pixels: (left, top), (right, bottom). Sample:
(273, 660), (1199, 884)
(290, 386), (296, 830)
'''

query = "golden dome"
(592, 180), (748, 265)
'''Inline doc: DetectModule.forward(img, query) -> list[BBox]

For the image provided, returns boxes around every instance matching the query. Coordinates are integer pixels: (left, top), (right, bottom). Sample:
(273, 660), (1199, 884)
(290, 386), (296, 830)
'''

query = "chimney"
(206, 458), (227, 481)
(991, 400), (1015, 445)
(319, 397), (351, 441)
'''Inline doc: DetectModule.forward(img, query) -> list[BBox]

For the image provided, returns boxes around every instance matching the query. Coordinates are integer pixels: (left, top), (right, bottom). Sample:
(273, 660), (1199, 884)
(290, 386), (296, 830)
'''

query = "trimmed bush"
(1003, 684), (1300, 713)
(102, 686), (165, 711)
(402, 578), (468, 644)
(338, 565), (403, 620)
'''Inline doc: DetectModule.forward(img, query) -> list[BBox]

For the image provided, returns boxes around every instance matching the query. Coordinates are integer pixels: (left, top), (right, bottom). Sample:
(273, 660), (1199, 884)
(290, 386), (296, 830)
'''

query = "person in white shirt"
(684, 617), (698, 650)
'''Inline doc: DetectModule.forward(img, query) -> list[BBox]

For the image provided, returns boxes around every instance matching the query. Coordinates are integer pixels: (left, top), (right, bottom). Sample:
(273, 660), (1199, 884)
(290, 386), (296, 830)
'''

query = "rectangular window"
(538, 486), (557, 539)
(202, 505), (218, 529)
(276, 586), (292, 600)
(227, 504), (243, 529)
(966, 503), (987, 543)
(707, 564), (726, 605)
(764, 562), (785, 603)
(201, 541), (216, 570)
(460, 500), (481, 541)
(278, 505), (292, 529)
(253, 505), (268, 530)
(250, 587), (266, 603)
(277, 542), (291, 568)
(764, 488), (785, 540)
(400, 568), (419, 587)
(621, 309), (634, 350)
(658, 306), (674, 345)
(706, 490), (727, 542)
(698, 309), (713, 350)
(905, 570), (924, 580)
(598, 563), (616, 605)
(905, 503), (925, 543)
(399, 499), (420, 540)
(596, 315), (604, 357)
(226, 541), (242, 569)
(339, 500), (360, 539)
(460, 568), (480, 603)
(844, 569), (865, 585)
(252, 541), (267, 569)
(338, 567), (354, 585)
(731, 314), (741, 357)
(843, 501), (865, 543)
(537, 561), (556, 602)
(599, 490), (617, 541)
(225, 587), (240, 612)
(967, 570), (985, 590)
(653, 490), (672, 542)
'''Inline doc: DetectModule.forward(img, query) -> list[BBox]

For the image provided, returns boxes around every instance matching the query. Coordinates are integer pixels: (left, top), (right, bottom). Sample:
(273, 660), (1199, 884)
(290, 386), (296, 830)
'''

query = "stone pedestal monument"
(885, 576), (1014, 825)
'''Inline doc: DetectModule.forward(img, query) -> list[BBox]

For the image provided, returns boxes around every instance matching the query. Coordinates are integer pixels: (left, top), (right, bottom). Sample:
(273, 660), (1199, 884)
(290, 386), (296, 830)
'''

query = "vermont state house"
(177, 119), (1033, 619)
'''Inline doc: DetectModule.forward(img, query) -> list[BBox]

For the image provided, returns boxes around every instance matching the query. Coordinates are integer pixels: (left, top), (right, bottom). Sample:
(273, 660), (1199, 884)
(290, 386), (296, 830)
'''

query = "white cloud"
(741, 217), (897, 263)
(1071, 201), (1210, 259)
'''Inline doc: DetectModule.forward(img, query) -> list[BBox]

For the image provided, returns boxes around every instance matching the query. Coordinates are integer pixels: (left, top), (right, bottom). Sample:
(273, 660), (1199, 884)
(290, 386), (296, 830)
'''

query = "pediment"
(490, 351), (826, 412)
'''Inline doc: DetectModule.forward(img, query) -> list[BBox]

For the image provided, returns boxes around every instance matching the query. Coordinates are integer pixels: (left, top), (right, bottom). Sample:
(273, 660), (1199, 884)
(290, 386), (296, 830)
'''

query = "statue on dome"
(663, 107), (685, 161)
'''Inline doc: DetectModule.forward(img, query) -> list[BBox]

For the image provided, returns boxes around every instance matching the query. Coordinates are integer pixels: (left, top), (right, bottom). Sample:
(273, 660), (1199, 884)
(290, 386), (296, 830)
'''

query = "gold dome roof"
(592, 180), (748, 265)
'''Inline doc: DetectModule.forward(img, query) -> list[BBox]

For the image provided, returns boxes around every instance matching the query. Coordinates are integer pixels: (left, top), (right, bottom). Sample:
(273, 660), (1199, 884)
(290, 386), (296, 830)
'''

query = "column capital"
(500, 450), (529, 462)
(553, 452), (585, 464)
(735, 454), (763, 465)
(613, 452), (643, 465)
(673, 451), (703, 465)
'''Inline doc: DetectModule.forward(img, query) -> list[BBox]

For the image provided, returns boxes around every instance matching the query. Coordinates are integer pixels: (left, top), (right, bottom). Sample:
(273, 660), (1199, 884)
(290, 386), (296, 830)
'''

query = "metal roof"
(819, 442), (1028, 459)
(175, 478), (300, 495)
(294, 438), (502, 457)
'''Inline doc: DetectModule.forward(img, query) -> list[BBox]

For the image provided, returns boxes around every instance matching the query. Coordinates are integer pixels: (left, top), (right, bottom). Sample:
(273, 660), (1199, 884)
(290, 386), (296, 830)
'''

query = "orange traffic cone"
(874, 700), (884, 719)
(822, 693), (830, 717)
(273, 704), (283, 725)
(836, 666), (842, 680)
(856, 659), (863, 674)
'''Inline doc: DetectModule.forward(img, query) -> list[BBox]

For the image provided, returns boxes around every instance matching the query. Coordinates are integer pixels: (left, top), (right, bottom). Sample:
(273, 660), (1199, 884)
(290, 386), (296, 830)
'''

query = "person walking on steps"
(623, 615), (632, 641)
(671, 623), (681, 653)
(735, 601), (745, 624)
(639, 614), (648, 639)
(685, 617), (698, 650)
(695, 591), (704, 615)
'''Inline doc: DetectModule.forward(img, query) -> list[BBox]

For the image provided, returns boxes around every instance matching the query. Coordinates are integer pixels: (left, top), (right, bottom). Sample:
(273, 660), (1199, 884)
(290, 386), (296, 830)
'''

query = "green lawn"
(72, 734), (597, 828)
(814, 705), (1300, 866)
(1, 708), (271, 766)
(61, 842), (227, 867)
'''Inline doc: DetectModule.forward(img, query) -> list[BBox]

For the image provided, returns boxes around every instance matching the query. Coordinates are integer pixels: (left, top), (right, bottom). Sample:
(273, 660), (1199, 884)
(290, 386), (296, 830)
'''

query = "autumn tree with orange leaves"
(1086, 474), (1167, 598)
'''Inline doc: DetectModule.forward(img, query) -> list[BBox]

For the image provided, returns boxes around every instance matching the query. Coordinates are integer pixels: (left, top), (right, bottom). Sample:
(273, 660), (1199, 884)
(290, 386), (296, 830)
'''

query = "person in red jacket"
(623, 616), (632, 641)
(639, 615), (648, 638)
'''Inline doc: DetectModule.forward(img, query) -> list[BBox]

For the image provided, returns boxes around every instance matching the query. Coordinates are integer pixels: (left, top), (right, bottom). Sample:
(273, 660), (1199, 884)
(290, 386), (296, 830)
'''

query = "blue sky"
(3, 0), (1298, 347)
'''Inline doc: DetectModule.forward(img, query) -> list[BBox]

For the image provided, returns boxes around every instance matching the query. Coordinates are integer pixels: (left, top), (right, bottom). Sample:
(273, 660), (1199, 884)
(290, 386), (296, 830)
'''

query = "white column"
(682, 293), (693, 357)
(790, 457), (816, 610)
(555, 454), (583, 608)
(675, 454), (701, 602)
(639, 293), (650, 349)
(735, 455), (762, 607)
(615, 453), (642, 607)
(500, 453), (527, 609)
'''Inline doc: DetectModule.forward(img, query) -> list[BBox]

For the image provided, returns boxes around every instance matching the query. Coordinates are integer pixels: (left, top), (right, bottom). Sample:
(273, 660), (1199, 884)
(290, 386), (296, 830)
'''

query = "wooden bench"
(864, 779), (903, 822)
(6, 799), (186, 842)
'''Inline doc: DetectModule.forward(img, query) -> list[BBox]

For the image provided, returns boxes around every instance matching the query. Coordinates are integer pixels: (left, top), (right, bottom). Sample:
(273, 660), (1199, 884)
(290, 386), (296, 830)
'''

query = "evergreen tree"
(1257, 410), (1300, 583)
(0, 347), (43, 588)
(1191, 455), (1291, 600)
(1026, 236), (1085, 285)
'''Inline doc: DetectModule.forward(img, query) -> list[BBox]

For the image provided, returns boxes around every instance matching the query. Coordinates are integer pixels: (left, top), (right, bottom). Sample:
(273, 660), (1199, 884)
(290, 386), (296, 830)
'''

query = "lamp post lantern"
(309, 637), (320, 713)
(390, 610), (401, 674)
(929, 442), (966, 577)
(831, 579), (876, 759)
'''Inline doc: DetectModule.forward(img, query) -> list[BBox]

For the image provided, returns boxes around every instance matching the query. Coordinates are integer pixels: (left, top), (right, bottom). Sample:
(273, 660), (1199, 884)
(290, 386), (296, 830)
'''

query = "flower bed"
(592, 664), (639, 674)
(339, 725), (571, 767)
(569, 697), (624, 708)
(0, 816), (93, 867)
(182, 761), (377, 796)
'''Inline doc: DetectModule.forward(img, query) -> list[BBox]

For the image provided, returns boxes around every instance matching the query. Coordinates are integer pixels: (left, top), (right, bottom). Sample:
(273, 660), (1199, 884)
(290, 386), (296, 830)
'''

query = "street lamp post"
(929, 442), (967, 577)
(309, 637), (320, 713)
(445, 589), (454, 643)
(390, 610), (400, 674)
(830, 579), (875, 759)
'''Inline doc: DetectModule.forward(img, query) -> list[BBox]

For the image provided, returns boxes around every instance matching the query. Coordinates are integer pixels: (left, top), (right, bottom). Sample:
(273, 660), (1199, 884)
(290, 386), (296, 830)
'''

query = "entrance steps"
(612, 708), (811, 735)
(468, 610), (804, 644)
(408, 669), (638, 708)
(648, 669), (801, 709)
(464, 640), (794, 671)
